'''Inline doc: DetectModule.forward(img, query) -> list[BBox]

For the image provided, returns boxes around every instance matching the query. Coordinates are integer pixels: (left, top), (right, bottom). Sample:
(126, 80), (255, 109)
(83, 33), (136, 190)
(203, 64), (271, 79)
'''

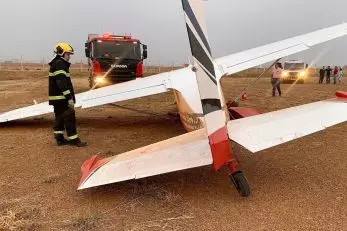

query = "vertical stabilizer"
(181, 0), (232, 170)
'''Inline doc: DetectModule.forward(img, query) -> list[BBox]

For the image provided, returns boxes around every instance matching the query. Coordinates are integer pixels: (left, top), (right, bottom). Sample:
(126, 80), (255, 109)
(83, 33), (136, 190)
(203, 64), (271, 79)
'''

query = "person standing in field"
(338, 67), (344, 84)
(333, 66), (339, 84)
(319, 66), (325, 84)
(49, 43), (87, 147)
(271, 62), (282, 97)
(326, 66), (332, 84)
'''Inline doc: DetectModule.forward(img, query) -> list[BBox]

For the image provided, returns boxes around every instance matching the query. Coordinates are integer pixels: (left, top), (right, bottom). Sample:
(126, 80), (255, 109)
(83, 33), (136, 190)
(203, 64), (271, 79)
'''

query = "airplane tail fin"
(181, 0), (233, 170)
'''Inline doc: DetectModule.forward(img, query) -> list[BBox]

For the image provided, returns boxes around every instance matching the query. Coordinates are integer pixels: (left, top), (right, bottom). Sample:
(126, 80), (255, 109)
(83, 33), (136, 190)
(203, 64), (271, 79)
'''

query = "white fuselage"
(170, 65), (229, 132)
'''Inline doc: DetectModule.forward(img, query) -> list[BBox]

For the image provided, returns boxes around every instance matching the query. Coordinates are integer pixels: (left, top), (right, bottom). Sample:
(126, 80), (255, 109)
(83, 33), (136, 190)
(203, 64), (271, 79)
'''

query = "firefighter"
(48, 43), (87, 147)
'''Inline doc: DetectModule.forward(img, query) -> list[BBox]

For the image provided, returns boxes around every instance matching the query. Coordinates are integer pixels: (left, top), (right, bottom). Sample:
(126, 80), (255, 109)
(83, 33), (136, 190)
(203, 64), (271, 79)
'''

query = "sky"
(0, 0), (347, 66)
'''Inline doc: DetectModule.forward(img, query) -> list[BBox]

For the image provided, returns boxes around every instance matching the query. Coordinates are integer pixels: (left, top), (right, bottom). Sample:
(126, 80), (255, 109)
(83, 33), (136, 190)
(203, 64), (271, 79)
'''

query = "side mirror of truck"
(85, 43), (90, 58)
(142, 44), (148, 60)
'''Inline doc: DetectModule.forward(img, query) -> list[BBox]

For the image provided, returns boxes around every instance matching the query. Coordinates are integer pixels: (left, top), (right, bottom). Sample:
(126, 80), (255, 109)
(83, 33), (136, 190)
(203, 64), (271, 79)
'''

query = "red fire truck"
(85, 33), (147, 88)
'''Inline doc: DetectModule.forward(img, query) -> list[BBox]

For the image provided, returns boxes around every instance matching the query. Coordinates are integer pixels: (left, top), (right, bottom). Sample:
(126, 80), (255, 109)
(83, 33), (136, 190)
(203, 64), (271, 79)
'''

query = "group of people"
(271, 63), (345, 98)
(319, 66), (344, 84)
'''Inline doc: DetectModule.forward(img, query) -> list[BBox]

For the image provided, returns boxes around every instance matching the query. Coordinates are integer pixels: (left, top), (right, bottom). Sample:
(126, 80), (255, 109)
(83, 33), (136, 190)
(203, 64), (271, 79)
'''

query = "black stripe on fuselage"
(186, 25), (216, 77)
(181, 0), (212, 55)
(199, 63), (217, 85)
(201, 99), (222, 115)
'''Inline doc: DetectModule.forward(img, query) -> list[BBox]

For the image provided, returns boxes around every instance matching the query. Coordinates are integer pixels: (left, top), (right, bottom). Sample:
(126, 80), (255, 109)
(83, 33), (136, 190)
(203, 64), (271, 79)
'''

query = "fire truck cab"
(85, 34), (147, 88)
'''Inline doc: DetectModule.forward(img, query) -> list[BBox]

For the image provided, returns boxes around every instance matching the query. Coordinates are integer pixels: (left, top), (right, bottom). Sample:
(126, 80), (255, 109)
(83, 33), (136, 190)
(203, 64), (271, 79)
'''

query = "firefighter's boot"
(69, 138), (88, 147)
(55, 134), (69, 146)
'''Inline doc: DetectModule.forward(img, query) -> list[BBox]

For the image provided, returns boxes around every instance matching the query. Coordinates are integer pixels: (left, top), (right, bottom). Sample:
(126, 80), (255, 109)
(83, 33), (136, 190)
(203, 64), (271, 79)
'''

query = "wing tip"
(78, 154), (111, 190)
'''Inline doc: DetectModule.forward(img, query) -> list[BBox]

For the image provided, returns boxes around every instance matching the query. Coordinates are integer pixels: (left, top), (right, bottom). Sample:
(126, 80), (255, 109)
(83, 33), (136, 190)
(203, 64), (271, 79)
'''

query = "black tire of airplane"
(230, 171), (251, 197)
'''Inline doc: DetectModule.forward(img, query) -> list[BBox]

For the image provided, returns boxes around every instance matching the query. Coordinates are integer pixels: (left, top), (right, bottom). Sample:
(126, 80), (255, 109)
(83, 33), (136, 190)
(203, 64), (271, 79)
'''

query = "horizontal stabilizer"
(228, 96), (347, 153)
(78, 129), (212, 190)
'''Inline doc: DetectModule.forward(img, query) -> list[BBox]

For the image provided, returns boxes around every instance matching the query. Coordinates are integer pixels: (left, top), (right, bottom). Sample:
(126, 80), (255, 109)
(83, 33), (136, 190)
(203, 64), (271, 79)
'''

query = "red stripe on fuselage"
(208, 126), (232, 170)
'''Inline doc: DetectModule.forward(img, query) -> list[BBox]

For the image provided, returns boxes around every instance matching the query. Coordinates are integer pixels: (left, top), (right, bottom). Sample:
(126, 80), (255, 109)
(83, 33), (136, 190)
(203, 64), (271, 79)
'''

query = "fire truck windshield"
(93, 41), (141, 60)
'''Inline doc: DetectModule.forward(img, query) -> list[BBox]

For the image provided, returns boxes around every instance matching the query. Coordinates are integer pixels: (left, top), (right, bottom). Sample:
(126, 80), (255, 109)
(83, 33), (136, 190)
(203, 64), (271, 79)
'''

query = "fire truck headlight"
(95, 77), (104, 83)
(299, 71), (306, 77)
(282, 71), (289, 77)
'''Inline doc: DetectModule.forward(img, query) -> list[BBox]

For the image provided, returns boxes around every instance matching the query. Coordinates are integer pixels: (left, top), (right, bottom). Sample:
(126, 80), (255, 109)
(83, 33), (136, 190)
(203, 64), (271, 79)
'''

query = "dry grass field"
(0, 68), (346, 230)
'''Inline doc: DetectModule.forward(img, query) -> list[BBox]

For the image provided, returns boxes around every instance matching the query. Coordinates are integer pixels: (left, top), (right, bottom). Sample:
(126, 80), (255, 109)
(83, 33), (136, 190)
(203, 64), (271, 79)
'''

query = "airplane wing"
(77, 70), (173, 109)
(78, 128), (211, 189)
(215, 23), (347, 76)
(0, 66), (199, 123)
(0, 102), (53, 123)
(0, 70), (177, 123)
(228, 92), (347, 153)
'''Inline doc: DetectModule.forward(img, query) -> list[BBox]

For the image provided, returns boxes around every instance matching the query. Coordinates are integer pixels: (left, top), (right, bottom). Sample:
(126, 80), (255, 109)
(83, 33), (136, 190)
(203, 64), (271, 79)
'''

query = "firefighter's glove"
(68, 99), (75, 109)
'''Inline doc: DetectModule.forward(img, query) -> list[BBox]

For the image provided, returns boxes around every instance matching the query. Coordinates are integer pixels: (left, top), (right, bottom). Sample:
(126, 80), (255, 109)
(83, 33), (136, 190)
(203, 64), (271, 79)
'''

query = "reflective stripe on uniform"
(49, 95), (66, 100)
(54, 131), (64, 134)
(63, 90), (71, 95)
(68, 134), (78, 140)
(49, 70), (71, 77)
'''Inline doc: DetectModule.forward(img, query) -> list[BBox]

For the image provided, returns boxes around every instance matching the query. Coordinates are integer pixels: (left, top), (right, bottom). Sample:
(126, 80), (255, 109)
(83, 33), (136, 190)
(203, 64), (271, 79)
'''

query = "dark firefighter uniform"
(49, 43), (86, 147)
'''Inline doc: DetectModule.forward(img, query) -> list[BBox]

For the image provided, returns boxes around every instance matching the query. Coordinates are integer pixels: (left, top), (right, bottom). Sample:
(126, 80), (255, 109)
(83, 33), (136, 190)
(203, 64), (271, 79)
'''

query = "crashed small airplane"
(1, 0), (347, 197)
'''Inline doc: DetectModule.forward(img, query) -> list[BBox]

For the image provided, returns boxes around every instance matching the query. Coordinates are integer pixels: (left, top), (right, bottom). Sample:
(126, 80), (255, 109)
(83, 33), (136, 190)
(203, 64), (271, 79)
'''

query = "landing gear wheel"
(230, 171), (251, 197)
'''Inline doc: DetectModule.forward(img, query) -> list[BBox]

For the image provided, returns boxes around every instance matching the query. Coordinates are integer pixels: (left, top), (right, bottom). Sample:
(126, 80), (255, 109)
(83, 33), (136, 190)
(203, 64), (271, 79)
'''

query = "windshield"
(93, 40), (141, 60)
(284, 63), (305, 70)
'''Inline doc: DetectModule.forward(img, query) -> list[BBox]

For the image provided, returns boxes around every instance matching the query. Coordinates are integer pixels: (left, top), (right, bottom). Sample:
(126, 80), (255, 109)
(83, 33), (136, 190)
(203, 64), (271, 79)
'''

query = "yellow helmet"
(54, 43), (74, 55)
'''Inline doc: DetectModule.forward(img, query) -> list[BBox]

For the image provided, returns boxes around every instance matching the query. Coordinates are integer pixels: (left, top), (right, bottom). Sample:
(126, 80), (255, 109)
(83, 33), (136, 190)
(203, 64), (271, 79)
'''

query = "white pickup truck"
(281, 60), (308, 84)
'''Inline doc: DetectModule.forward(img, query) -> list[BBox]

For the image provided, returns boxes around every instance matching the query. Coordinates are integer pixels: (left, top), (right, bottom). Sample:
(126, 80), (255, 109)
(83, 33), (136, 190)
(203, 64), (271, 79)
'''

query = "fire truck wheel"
(230, 171), (251, 197)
